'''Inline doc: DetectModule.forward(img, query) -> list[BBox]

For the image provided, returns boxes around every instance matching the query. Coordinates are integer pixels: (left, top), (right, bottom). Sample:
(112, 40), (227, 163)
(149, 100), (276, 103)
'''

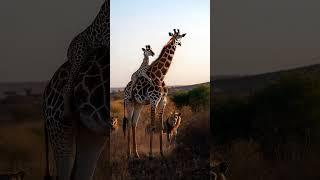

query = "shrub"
(188, 84), (210, 112)
(171, 84), (210, 112)
(171, 90), (189, 108)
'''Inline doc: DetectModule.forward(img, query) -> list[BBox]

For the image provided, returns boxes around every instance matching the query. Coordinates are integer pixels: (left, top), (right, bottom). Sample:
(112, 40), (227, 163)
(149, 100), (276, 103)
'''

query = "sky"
(0, 0), (102, 82)
(1, 0), (320, 83)
(110, 0), (210, 87)
(213, 0), (320, 76)
(0, 0), (210, 87)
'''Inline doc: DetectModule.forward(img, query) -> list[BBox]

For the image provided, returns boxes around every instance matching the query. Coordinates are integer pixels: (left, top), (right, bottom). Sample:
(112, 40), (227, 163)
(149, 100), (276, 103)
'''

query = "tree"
(250, 74), (320, 143)
(171, 90), (189, 108)
(188, 84), (210, 112)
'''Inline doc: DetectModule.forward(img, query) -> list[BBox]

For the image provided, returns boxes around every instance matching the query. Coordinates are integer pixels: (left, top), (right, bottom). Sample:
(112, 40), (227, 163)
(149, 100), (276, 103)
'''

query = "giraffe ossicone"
(123, 29), (186, 158)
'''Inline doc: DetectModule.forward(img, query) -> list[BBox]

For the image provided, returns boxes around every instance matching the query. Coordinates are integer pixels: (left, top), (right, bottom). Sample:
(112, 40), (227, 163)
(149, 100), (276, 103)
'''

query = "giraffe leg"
(131, 103), (143, 158)
(158, 96), (167, 157)
(50, 120), (76, 180)
(125, 101), (134, 159)
(71, 124), (108, 180)
(149, 100), (159, 158)
(127, 120), (131, 159)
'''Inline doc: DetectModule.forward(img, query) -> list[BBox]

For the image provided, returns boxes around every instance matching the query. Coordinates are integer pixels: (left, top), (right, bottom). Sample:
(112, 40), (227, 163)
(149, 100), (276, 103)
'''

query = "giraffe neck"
(83, 1), (110, 48)
(148, 38), (177, 81)
(140, 54), (149, 68)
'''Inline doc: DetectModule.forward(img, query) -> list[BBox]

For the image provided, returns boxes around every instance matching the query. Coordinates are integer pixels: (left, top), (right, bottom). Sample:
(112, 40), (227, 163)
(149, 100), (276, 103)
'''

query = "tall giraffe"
(42, 1), (110, 179)
(43, 47), (110, 180)
(63, 0), (109, 116)
(123, 29), (186, 158)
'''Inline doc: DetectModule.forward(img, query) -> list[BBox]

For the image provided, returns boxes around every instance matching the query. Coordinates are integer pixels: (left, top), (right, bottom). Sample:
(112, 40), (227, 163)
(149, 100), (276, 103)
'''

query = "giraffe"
(42, 1), (109, 180)
(123, 29), (186, 158)
(129, 45), (155, 99)
(62, 0), (109, 117)
(43, 47), (111, 180)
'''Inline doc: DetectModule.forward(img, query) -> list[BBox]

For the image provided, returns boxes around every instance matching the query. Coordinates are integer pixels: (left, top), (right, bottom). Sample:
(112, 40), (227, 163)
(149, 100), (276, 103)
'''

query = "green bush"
(213, 74), (320, 144)
(171, 90), (189, 108)
(171, 84), (210, 112)
(250, 74), (320, 143)
(188, 84), (210, 112)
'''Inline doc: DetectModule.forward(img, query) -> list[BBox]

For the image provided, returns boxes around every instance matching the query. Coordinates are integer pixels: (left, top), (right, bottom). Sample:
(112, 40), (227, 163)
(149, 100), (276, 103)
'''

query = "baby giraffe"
(129, 45), (155, 98)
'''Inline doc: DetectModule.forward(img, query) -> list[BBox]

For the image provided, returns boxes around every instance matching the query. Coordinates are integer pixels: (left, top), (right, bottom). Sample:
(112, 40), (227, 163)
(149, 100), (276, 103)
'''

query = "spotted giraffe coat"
(131, 56), (151, 84)
(63, 1), (110, 96)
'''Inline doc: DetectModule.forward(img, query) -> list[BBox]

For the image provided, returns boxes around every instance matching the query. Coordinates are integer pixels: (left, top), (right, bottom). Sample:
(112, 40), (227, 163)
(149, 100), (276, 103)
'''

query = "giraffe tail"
(122, 102), (128, 137)
(43, 122), (53, 180)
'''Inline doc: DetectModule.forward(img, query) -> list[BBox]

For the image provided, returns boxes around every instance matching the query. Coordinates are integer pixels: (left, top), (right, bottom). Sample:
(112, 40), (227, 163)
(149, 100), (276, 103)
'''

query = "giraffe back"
(43, 48), (111, 133)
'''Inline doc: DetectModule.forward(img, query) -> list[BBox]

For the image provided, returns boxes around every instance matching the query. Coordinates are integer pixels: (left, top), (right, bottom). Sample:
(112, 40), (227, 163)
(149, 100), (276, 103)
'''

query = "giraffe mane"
(149, 37), (175, 68)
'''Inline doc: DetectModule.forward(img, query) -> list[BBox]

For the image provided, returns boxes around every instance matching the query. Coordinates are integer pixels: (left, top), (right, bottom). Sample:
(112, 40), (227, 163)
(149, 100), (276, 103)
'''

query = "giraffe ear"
(181, 33), (186, 37)
(142, 48), (146, 51)
(169, 32), (173, 36)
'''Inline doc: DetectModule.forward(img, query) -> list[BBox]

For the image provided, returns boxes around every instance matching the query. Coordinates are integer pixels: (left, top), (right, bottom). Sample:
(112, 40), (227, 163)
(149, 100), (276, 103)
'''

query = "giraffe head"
(168, 29), (186, 46)
(142, 45), (155, 57)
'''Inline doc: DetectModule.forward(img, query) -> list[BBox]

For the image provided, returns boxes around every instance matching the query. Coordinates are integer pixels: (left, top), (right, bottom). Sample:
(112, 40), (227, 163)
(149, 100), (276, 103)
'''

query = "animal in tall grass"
(210, 162), (228, 180)
(0, 171), (25, 180)
(111, 116), (120, 131)
(145, 112), (182, 147)
(123, 29), (186, 158)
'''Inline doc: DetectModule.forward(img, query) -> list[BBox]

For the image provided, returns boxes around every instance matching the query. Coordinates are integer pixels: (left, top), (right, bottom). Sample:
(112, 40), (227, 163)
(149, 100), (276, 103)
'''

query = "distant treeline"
(212, 74), (320, 145)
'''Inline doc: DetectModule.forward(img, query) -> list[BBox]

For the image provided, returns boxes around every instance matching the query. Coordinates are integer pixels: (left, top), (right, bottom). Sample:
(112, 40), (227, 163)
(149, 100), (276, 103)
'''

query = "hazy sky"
(213, 0), (320, 76)
(0, 0), (210, 86)
(0, 0), (104, 82)
(111, 0), (210, 87)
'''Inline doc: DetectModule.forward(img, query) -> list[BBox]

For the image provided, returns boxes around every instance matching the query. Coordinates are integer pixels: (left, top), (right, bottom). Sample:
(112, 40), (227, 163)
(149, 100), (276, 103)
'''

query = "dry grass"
(211, 140), (320, 180)
(0, 97), (210, 179)
(108, 98), (210, 179)
(0, 122), (45, 180)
